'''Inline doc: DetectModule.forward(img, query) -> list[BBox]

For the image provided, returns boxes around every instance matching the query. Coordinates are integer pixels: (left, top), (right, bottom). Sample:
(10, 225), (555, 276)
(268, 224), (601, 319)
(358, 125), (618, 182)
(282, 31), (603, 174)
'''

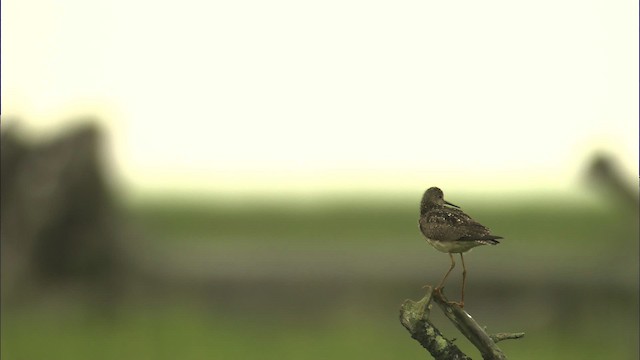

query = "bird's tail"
(460, 235), (502, 245)
(480, 239), (500, 245)
(477, 235), (502, 245)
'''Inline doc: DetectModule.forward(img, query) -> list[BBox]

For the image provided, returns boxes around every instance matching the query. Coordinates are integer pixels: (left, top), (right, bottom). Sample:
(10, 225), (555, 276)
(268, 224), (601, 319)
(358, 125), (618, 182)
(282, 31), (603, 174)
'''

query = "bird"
(418, 187), (503, 307)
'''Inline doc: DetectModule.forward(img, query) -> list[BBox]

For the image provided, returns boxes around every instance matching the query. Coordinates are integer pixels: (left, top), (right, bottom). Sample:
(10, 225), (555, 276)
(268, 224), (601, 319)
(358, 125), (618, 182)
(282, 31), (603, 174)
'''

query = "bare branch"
(432, 290), (524, 360)
(400, 287), (472, 360)
(489, 332), (525, 343)
(400, 287), (525, 359)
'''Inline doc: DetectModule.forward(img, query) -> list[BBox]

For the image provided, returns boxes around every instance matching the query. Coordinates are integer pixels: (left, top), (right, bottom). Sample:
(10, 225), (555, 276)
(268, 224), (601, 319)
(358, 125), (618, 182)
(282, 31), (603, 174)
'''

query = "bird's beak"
(444, 200), (459, 208)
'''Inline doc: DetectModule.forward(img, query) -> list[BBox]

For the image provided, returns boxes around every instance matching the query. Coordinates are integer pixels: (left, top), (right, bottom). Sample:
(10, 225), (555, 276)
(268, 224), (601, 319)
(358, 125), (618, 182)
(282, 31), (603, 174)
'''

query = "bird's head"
(421, 187), (459, 213)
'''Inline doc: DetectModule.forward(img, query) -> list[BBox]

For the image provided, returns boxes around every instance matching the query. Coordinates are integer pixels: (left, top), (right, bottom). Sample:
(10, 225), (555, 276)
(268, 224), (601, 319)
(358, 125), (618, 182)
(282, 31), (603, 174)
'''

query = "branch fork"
(400, 287), (524, 360)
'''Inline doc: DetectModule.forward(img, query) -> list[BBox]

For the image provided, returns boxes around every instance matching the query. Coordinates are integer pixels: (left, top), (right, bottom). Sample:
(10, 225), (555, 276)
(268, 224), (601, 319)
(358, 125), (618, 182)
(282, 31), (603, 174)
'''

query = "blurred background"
(2, 0), (639, 359)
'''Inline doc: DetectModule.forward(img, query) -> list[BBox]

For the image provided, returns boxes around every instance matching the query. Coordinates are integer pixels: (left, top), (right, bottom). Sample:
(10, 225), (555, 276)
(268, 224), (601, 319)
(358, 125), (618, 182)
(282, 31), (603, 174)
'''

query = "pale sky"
(2, 0), (638, 196)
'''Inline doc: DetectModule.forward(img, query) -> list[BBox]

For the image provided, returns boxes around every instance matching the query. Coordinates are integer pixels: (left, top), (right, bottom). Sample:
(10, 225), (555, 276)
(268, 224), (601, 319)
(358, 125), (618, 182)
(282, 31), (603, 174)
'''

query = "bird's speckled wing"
(419, 206), (502, 242)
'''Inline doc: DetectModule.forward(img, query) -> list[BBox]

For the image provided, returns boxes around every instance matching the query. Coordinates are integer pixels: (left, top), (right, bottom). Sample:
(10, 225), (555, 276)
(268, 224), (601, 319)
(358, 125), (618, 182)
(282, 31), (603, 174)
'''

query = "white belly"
(426, 238), (478, 253)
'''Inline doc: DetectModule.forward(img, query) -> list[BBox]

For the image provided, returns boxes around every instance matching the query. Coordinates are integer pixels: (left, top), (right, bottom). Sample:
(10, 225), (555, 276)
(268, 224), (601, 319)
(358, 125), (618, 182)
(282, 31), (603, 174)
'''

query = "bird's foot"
(433, 288), (464, 308)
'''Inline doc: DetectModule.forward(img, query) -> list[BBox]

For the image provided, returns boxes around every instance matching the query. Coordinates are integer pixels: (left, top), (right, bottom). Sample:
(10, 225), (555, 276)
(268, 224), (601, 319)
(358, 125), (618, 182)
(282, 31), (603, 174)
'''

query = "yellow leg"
(460, 253), (467, 308)
(436, 253), (456, 290)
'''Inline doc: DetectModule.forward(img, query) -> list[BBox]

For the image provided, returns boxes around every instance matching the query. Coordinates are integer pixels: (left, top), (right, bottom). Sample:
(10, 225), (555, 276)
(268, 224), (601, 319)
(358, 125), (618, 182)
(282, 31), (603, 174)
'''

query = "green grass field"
(2, 298), (637, 360)
(2, 192), (638, 359)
